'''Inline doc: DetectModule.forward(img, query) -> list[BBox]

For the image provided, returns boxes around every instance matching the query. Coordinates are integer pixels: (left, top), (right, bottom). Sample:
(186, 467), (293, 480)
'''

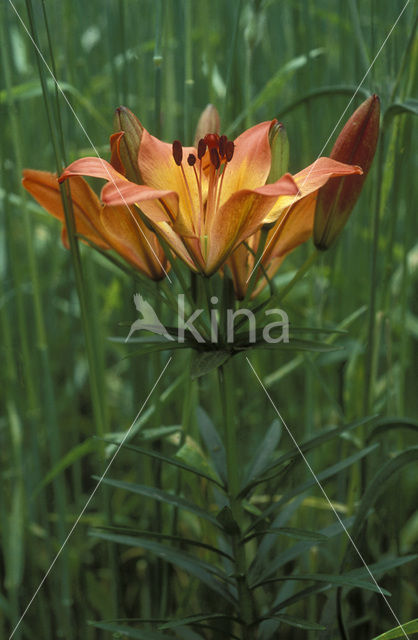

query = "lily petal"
(219, 120), (275, 206)
(264, 191), (317, 263)
(100, 205), (168, 280)
(264, 157), (363, 224)
(22, 169), (110, 249)
(138, 128), (203, 235)
(59, 157), (125, 184)
(101, 178), (178, 224)
(205, 172), (298, 275)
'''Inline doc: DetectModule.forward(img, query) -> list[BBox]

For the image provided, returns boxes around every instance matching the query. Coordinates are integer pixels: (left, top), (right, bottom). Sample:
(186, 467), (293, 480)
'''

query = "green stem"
(183, 0), (193, 144)
(153, 0), (163, 138)
(218, 361), (255, 639)
(277, 250), (319, 303)
(363, 131), (385, 415)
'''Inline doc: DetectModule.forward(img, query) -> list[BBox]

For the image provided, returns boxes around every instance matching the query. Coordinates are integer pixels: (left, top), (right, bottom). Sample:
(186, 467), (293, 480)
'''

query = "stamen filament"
(179, 162), (197, 231)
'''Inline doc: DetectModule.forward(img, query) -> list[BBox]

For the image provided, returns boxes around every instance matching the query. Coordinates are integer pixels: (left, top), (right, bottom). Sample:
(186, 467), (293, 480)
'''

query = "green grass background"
(0, 1), (417, 638)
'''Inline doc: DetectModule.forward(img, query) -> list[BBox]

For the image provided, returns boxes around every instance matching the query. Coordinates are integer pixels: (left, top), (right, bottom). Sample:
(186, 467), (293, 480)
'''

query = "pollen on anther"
(187, 153), (196, 166)
(225, 140), (235, 162)
(172, 140), (183, 166)
(210, 148), (220, 169)
(197, 139), (207, 159)
(219, 135), (227, 157)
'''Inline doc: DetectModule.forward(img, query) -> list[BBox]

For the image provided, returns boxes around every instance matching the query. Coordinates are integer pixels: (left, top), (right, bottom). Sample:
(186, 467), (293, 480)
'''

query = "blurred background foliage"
(0, 0), (417, 638)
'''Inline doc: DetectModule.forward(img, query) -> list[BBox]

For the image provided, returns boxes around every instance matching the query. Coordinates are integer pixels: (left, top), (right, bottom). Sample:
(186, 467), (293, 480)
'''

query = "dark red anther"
(225, 140), (235, 162)
(197, 138), (207, 159)
(172, 140), (183, 166)
(204, 133), (219, 150)
(187, 153), (196, 166)
(218, 135), (227, 157)
(210, 148), (220, 169)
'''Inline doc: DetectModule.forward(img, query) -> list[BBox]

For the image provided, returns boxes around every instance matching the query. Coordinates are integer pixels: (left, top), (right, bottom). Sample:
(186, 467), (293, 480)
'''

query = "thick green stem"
(218, 362), (255, 639)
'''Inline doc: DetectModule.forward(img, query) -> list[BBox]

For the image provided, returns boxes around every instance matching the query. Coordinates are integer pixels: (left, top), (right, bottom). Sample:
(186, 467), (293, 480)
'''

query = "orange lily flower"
(22, 169), (168, 281)
(227, 158), (363, 298)
(59, 116), (362, 278)
(59, 120), (304, 276)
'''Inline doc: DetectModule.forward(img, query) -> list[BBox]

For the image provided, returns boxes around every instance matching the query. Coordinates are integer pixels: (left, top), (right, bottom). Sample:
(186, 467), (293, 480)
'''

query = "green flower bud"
(113, 106), (143, 184)
(267, 122), (289, 183)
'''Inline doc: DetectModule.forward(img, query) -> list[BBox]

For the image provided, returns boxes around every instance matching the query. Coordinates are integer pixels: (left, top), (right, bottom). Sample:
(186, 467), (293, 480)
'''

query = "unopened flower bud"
(194, 104), (220, 147)
(113, 106), (143, 183)
(267, 122), (289, 183)
(314, 94), (380, 250)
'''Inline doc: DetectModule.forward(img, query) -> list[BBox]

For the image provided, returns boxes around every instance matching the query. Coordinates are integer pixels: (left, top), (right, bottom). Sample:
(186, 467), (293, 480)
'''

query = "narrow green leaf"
(251, 572), (391, 595)
(243, 527), (328, 543)
(88, 620), (172, 639)
(241, 415), (376, 495)
(263, 613), (325, 631)
(347, 555), (417, 581)
(245, 337), (340, 353)
(191, 350), (231, 379)
(104, 376), (182, 455)
(270, 583), (331, 614)
(341, 447), (418, 570)
(247, 444), (378, 536)
(383, 99), (418, 127)
(101, 440), (224, 488)
(243, 420), (282, 487)
(95, 526), (234, 561)
(33, 438), (98, 496)
(226, 48), (326, 133)
(90, 531), (235, 604)
(175, 440), (222, 486)
(249, 517), (355, 585)
(366, 417), (418, 443)
(96, 477), (221, 527)
(160, 613), (237, 630)
(274, 85), (371, 120)
(371, 619), (418, 640)
(197, 407), (227, 484)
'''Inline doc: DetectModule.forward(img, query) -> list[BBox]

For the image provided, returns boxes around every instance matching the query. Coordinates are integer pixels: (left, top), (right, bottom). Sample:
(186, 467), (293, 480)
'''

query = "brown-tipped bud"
(267, 122), (289, 183)
(194, 104), (220, 148)
(113, 106), (143, 183)
(314, 94), (380, 250)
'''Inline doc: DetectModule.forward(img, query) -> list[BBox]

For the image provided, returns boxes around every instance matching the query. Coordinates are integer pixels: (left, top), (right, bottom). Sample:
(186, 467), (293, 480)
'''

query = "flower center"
(171, 134), (235, 258)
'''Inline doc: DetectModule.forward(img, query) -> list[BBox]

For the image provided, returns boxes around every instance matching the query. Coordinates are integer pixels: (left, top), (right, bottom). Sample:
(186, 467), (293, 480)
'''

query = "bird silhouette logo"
(125, 293), (175, 342)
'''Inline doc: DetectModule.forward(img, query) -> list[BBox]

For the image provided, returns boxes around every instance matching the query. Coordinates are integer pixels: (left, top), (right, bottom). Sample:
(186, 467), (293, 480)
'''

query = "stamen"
(187, 153), (196, 166)
(172, 140), (183, 166)
(197, 139), (207, 159)
(210, 148), (220, 170)
(218, 134), (227, 157)
(226, 140), (234, 162)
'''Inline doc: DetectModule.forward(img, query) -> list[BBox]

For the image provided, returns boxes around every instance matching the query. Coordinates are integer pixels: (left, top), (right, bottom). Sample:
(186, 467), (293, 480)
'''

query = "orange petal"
(109, 132), (126, 175)
(22, 169), (110, 249)
(101, 178), (178, 224)
(205, 173), (298, 275)
(264, 191), (317, 263)
(100, 205), (168, 280)
(265, 157), (362, 224)
(138, 128), (202, 235)
(148, 221), (199, 272)
(59, 157), (124, 183)
(219, 121), (275, 206)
